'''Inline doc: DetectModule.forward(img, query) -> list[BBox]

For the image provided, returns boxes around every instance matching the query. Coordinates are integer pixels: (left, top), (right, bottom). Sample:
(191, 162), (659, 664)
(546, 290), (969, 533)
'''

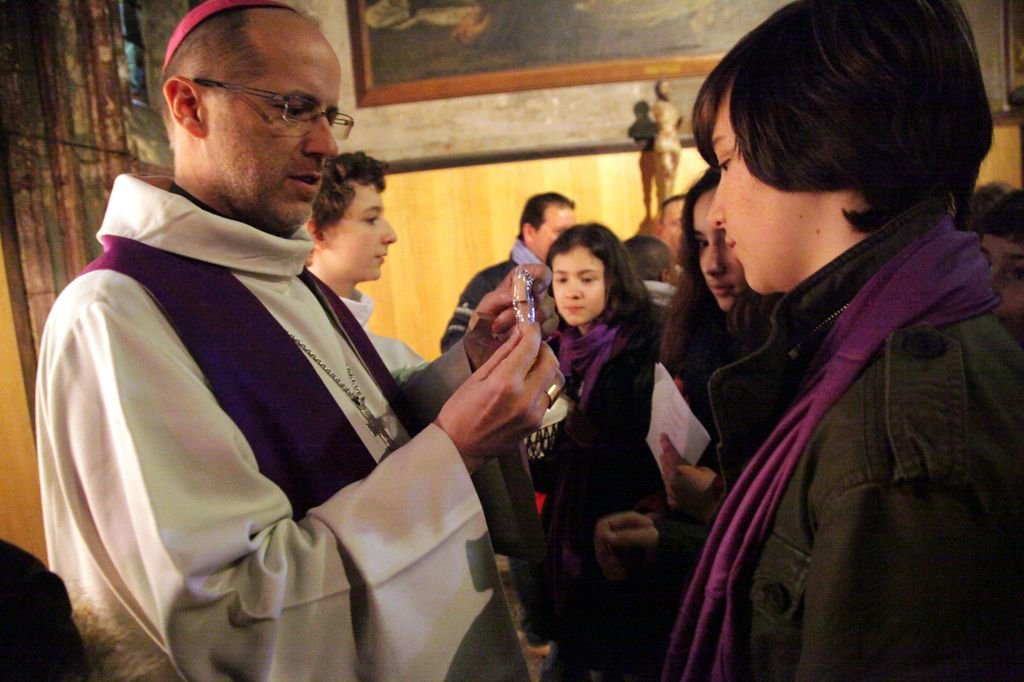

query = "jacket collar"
(709, 198), (951, 483)
(776, 198), (950, 359)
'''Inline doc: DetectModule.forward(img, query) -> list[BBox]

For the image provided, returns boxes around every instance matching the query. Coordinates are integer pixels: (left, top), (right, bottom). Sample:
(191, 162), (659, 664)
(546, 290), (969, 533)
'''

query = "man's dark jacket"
(440, 259), (516, 352)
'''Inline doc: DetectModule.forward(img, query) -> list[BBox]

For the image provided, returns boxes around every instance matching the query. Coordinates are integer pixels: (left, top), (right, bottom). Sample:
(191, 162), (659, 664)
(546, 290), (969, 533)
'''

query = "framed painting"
(1008, 0), (1024, 102)
(347, 0), (784, 107)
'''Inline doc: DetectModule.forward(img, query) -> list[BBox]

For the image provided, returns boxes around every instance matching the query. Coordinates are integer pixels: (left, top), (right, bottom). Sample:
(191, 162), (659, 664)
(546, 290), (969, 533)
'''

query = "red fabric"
(163, 0), (295, 73)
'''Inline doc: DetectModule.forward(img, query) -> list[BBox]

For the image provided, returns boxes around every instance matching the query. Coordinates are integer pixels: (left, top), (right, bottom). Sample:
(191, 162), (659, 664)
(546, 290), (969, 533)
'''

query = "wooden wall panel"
(0, 228), (43, 561)
(979, 121), (1023, 187)
(0, 0), (132, 563)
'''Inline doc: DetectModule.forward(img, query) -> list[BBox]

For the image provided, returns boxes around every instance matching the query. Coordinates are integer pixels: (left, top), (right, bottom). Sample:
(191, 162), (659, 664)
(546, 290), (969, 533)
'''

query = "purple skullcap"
(162, 0), (296, 74)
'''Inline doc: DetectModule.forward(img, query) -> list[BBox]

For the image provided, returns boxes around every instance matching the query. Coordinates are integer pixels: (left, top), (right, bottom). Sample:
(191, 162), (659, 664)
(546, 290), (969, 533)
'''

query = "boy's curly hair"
(310, 152), (388, 229)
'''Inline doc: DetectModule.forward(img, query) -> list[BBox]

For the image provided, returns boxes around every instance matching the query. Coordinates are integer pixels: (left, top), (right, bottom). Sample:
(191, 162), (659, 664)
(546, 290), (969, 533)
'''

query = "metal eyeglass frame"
(191, 77), (354, 139)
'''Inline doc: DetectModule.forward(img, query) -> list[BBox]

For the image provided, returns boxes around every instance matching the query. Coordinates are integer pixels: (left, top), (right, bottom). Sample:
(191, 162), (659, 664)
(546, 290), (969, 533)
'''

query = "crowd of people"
(5, 0), (1023, 679)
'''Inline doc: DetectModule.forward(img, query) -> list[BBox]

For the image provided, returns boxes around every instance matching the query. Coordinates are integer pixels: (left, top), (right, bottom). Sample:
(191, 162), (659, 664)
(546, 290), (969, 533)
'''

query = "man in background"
(654, 193), (684, 263)
(441, 191), (575, 351)
(624, 233), (676, 307)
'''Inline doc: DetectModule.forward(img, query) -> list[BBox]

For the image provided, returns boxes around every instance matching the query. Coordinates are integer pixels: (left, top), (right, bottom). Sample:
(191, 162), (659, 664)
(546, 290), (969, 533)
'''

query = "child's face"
(552, 246), (607, 335)
(307, 182), (396, 298)
(981, 234), (1024, 344)
(707, 98), (868, 294)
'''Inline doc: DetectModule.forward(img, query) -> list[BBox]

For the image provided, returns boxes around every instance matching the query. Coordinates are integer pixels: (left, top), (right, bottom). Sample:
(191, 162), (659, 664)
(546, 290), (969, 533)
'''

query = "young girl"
(661, 168), (747, 440)
(539, 223), (672, 679)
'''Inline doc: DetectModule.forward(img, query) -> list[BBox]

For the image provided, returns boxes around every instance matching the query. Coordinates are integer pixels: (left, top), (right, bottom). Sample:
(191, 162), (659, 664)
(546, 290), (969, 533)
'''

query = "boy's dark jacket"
(708, 199), (1024, 679)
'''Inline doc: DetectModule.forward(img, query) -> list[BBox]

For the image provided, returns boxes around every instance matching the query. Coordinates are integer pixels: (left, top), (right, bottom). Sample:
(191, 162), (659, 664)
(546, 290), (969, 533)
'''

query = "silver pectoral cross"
(355, 400), (396, 453)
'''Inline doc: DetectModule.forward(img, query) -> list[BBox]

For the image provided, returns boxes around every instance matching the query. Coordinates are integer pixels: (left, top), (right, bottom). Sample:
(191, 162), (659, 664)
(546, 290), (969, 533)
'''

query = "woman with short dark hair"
(662, 1), (1024, 679)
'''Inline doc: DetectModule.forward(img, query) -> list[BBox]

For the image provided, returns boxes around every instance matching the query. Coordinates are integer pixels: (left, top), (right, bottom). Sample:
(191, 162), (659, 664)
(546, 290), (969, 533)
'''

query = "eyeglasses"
(191, 78), (354, 139)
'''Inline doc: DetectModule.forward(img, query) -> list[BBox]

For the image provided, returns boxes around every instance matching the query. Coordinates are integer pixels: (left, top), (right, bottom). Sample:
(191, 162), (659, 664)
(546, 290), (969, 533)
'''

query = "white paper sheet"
(646, 362), (711, 504)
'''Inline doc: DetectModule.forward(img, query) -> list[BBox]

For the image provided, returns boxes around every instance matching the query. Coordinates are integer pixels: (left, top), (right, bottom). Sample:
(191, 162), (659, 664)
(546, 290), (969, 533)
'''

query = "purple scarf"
(558, 321), (620, 411)
(662, 216), (998, 681)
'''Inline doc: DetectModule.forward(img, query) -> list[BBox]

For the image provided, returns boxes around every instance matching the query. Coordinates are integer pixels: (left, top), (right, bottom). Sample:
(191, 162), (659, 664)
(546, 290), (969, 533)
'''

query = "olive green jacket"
(708, 200), (1024, 680)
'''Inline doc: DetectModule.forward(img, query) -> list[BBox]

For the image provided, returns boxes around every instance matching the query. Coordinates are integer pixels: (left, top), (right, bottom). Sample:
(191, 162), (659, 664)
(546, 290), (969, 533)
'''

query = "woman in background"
(660, 168), (748, 440)
(592, 167), (765, 620)
(973, 188), (1024, 345)
(539, 223), (670, 680)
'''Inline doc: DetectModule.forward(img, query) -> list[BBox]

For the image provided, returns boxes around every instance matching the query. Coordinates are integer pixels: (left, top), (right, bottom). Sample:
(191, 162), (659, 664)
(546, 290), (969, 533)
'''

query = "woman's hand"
(593, 511), (659, 581)
(666, 465), (720, 529)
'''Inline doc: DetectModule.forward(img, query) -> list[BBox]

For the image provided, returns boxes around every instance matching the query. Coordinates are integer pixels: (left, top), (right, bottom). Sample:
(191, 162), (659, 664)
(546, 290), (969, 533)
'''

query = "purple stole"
(83, 235), (416, 519)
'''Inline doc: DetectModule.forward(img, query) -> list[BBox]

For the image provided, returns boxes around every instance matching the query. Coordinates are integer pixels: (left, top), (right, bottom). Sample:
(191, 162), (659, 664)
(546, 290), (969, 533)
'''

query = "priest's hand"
(594, 511), (660, 581)
(462, 263), (558, 372)
(436, 320), (559, 473)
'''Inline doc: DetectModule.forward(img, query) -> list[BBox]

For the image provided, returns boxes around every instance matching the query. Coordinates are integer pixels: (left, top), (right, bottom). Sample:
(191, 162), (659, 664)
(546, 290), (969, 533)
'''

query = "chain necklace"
(287, 332), (396, 454)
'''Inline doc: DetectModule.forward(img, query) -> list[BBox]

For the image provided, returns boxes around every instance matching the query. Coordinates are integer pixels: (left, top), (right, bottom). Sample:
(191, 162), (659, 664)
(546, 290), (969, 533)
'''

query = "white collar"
(341, 289), (374, 327)
(97, 175), (313, 278)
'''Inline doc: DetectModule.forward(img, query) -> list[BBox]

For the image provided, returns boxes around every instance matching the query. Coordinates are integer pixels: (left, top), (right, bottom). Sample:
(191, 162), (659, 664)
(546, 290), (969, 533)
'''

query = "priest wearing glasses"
(34, 1), (561, 679)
